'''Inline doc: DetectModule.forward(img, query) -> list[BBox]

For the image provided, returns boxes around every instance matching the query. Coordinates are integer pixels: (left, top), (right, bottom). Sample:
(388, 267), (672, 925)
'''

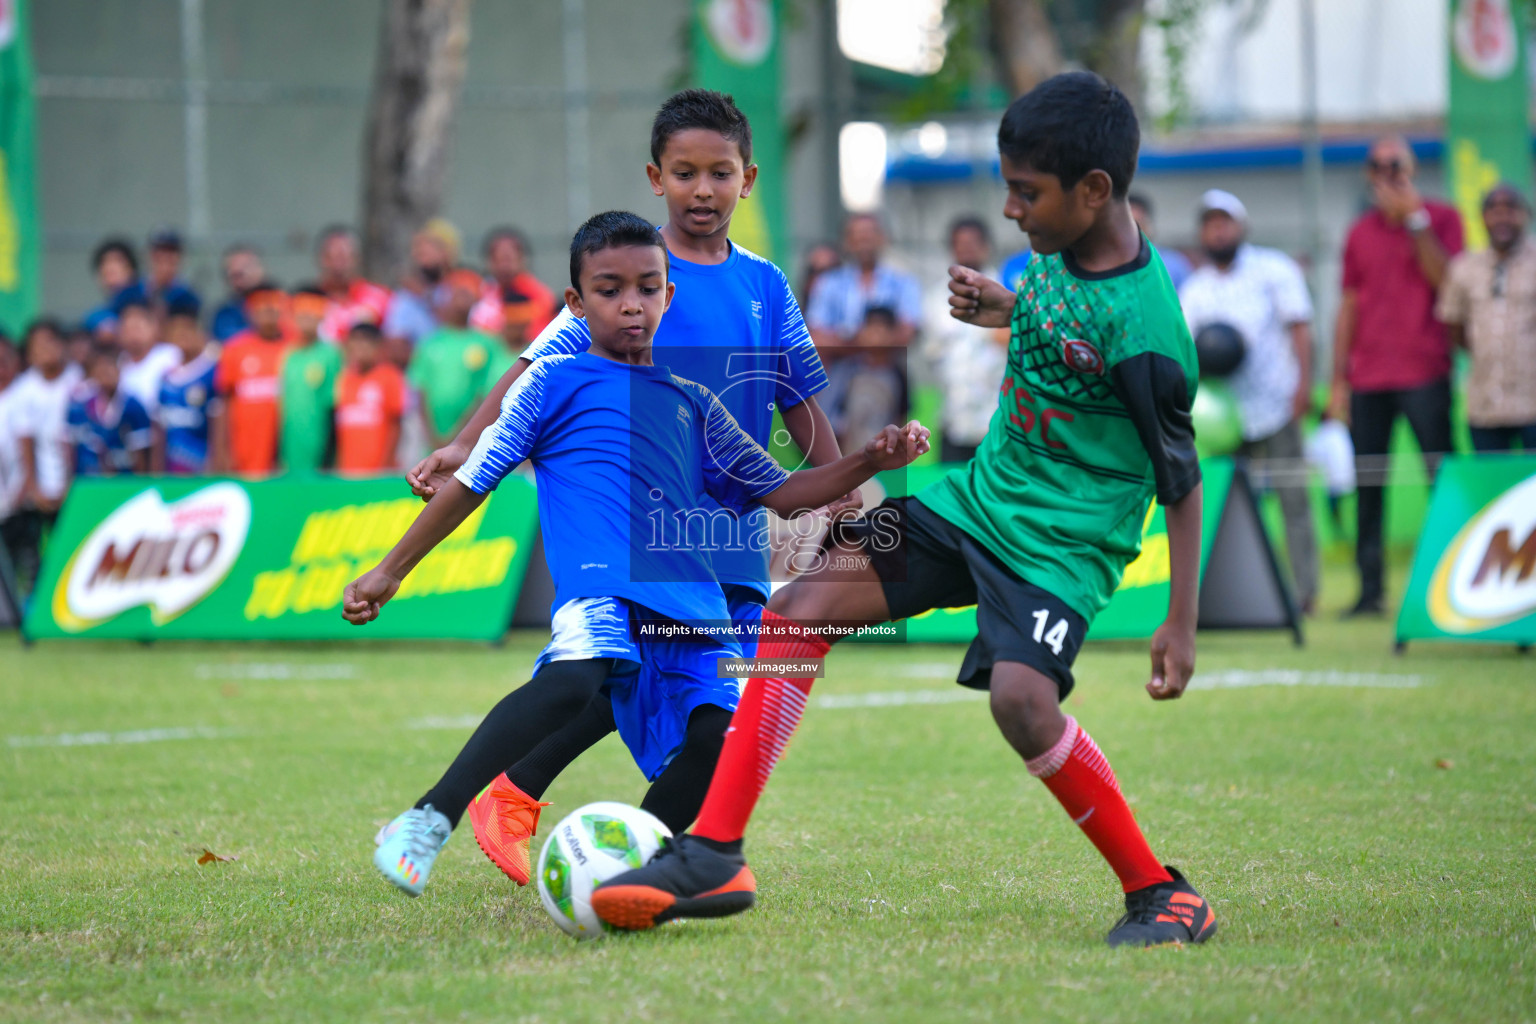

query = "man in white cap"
(1178, 189), (1318, 614)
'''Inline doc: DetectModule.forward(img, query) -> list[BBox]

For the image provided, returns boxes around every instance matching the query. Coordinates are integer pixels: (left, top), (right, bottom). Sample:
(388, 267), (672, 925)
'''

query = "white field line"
(6, 726), (237, 749)
(814, 689), (984, 709)
(193, 663), (356, 681)
(1189, 670), (1425, 690)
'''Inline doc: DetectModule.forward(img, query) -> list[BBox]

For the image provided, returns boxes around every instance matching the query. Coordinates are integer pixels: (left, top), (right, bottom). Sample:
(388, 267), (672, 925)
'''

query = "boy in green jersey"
(280, 286), (344, 471)
(408, 268), (496, 451)
(594, 72), (1215, 949)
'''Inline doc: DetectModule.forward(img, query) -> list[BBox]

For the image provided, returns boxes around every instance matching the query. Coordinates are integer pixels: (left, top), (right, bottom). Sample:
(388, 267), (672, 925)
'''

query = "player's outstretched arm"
(780, 395), (860, 516)
(1147, 482), (1201, 700)
(947, 265), (1016, 329)
(406, 357), (532, 500)
(342, 478), (488, 624)
(758, 421), (929, 519)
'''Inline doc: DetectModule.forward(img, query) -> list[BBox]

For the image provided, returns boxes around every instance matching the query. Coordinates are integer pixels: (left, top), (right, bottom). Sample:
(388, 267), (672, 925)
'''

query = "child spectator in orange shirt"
(214, 283), (294, 474)
(334, 322), (406, 473)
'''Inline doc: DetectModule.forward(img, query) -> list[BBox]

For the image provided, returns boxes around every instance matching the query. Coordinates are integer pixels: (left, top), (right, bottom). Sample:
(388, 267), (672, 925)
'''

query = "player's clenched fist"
(863, 419), (931, 471)
(342, 567), (403, 625)
(947, 265), (1016, 329)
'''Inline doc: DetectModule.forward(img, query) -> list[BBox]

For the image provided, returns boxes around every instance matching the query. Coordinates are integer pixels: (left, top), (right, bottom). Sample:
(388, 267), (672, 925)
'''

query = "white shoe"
(373, 804), (451, 896)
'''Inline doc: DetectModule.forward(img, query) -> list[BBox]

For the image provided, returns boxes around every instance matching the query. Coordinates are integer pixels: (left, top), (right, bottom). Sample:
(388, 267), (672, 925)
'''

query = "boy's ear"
(564, 286), (585, 318)
(663, 279), (676, 311)
(646, 162), (664, 197)
(740, 162), (759, 198)
(1079, 169), (1115, 211)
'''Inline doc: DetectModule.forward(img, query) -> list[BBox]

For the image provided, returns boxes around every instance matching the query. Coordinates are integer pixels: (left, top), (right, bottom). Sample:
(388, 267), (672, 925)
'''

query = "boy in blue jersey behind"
(67, 344), (153, 477)
(153, 300), (220, 474)
(405, 90), (856, 886)
(350, 212), (927, 896)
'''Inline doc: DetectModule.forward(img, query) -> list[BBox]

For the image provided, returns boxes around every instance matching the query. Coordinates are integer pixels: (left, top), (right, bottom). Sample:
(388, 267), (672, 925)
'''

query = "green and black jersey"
(919, 236), (1200, 622)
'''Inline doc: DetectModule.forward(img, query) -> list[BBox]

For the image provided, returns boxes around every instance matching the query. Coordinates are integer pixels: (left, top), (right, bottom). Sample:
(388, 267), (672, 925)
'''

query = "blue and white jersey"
(67, 383), (152, 475)
(455, 352), (789, 632)
(156, 350), (220, 474)
(521, 242), (828, 596)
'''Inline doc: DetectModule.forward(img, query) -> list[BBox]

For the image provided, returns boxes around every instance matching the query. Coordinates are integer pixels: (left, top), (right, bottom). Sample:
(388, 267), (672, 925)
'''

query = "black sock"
(415, 658), (611, 828)
(639, 704), (732, 835)
(505, 690), (617, 799)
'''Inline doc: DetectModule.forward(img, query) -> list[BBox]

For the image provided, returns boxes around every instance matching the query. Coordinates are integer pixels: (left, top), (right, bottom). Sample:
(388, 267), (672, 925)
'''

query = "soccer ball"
(536, 801), (671, 939)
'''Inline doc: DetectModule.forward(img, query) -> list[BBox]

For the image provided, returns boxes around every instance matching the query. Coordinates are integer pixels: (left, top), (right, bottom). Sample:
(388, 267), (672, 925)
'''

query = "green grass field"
(3, 569), (1533, 1023)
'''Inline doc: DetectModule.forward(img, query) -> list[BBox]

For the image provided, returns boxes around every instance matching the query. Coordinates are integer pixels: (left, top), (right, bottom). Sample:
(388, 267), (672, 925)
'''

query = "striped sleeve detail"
(520, 305), (590, 362)
(771, 266), (829, 405)
(695, 383), (789, 501)
(454, 356), (558, 493)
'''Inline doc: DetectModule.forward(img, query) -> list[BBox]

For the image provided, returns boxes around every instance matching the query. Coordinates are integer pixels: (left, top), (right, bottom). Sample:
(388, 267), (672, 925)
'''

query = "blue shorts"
(534, 592), (762, 780)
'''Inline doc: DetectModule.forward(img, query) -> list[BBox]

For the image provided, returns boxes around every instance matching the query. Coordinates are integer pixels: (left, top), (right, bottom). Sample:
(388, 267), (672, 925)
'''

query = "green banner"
(891, 460), (1237, 644)
(24, 476), (539, 641)
(1396, 455), (1536, 645)
(693, 0), (784, 263)
(0, 0), (40, 335)
(1447, 0), (1532, 249)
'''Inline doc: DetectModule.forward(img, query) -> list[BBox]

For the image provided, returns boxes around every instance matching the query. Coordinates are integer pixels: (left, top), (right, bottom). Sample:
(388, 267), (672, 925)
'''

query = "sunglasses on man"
(1366, 158), (1405, 177)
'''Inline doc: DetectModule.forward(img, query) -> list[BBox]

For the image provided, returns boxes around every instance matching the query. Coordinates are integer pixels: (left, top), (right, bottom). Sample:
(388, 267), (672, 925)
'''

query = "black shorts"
(830, 496), (1088, 698)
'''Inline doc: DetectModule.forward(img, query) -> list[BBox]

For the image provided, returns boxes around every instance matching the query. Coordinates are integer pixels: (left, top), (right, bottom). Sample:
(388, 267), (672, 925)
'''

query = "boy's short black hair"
(650, 88), (752, 166)
(568, 211), (669, 294)
(949, 215), (991, 245)
(24, 317), (67, 347)
(87, 341), (119, 366)
(91, 237), (138, 276)
(348, 321), (383, 343)
(997, 72), (1139, 198)
(315, 224), (356, 253)
(862, 305), (898, 328)
(165, 294), (202, 321)
(115, 294), (152, 317)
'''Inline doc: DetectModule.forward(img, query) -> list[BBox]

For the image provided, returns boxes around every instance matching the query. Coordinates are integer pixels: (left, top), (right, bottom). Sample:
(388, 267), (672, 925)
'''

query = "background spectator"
(280, 285), (345, 473)
(334, 323), (406, 473)
(924, 215), (1007, 463)
(408, 269), (495, 452)
(215, 284), (294, 475)
(1178, 189), (1318, 613)
(1130, 192), (1192, 291)
(0, 336), (24, 564)
(315, 225), (391, 344)
(1328, 135), (1463, 616)
(210, 244), (266, 342)
(127, 228), (201, 318)
(67, 344), (152, 477)
(6, 320), (81, 593)
(807, 213), (922, 351)
(384, 219), (460, 355)
(798, 242), (841, 306)
(82, 238), (139, 341)
(154, 304), (220, 475)
(116, 296), (182, 417)
(1437, 183), (1536, 452)
(482, 226), (558, 348)
(824, 306), (907, 455)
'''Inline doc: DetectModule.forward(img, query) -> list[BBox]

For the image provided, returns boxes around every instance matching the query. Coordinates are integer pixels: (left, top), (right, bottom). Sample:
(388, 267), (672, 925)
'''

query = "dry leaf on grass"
(197, 849), (238, 865)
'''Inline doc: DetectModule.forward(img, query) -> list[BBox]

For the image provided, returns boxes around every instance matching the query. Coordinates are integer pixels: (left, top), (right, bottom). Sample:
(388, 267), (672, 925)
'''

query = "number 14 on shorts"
(1031, 609), (1070, 655)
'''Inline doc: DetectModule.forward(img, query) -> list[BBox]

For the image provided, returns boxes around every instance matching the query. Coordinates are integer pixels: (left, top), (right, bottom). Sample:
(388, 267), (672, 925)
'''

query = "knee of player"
(766, 582), (830, 625)
(988, 673), (1059, 732)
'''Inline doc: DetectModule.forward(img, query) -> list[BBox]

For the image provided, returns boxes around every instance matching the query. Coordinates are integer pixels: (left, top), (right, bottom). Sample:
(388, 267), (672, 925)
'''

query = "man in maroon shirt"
(1327, 136), (1463, 616)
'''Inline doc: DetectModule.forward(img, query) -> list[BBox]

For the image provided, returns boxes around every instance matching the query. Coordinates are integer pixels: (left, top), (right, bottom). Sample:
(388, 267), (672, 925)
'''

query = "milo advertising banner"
(1397, 455), (1536, 647)
(24, 476), (539, 641)
(899, 459), (1301, 644)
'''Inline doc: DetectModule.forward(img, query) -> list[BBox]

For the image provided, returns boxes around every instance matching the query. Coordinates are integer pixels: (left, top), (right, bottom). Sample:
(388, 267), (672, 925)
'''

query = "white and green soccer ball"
(536, 801), (671, 939)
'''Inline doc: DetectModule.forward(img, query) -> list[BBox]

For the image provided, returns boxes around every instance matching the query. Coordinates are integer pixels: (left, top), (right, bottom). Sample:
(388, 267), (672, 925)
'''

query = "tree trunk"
(1082, 0), (1145, 109)
(360, 0), (472, 285)
(987, 0), (1063, 98)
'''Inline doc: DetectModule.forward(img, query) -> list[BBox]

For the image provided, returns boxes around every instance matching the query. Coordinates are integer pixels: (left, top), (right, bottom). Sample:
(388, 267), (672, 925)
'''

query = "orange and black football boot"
(591, 834), (755, 930)
(1105, 866), (1217, 947)
(467, 774), (548, 886)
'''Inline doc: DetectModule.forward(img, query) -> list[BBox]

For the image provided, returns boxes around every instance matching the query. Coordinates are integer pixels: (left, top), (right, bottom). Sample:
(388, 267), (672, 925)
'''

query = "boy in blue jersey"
(405, 90), (854, 884)
(153, 300), (220, 474)
(67, 344), (153, 476)
(350, 212), (928, 896)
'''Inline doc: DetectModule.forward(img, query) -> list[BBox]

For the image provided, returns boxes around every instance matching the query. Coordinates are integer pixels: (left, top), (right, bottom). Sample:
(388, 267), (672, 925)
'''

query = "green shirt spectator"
(280, 340), (343, 471)
(408, 325), (495, 445)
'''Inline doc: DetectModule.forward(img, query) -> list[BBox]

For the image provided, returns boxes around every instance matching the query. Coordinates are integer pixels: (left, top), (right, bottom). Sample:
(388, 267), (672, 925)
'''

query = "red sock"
(1027, 717), (1173, 893)
(693, 611), (831, 844)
